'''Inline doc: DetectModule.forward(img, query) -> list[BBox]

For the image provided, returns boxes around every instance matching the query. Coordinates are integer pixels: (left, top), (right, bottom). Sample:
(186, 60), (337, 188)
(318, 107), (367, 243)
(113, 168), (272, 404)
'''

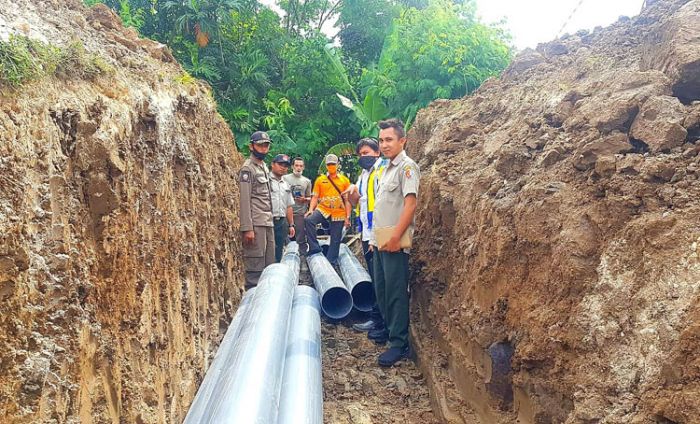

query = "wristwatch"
(289, 223), (295, 228)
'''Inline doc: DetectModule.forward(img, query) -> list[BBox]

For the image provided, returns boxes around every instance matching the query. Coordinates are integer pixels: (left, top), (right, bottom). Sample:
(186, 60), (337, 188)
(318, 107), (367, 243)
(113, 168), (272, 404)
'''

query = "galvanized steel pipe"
(183, 288), (256, 424)
(306, 253), (353, 319)
(278, 285), (323, 424)
(281, 241), (300, 280)
(202, 263), (297, 423)
(337, 243), (375, 312)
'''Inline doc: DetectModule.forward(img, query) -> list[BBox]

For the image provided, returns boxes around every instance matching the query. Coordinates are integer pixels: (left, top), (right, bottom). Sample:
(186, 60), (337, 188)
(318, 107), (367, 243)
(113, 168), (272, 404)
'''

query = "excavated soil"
(407, 0), (700, 423)
(1, 1), (244, 423)
(298, 259), (441, 424)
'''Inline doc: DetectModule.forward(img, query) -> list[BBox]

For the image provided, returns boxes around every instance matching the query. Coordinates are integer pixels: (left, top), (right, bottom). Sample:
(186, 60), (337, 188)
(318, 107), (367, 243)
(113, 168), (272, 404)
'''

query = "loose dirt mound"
(321, 319), (440, 424)
(0, 1), (243, 422)
(407, 0), (700, 422)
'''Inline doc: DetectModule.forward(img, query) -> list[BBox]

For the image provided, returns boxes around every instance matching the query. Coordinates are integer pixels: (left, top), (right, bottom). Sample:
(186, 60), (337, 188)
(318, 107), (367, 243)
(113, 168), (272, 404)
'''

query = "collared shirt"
(371, 150), (420, 250)
(313, 173), (351, 221)
(356, 158), (387, 242)
(282, 173), (312, 215)
(239, 158), (273, 231)
(270, 174), (294, 218)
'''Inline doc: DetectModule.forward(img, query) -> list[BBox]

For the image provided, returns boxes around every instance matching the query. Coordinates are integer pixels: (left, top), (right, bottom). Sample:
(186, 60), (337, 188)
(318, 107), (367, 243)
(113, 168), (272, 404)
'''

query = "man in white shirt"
(344, 138), (388, 340)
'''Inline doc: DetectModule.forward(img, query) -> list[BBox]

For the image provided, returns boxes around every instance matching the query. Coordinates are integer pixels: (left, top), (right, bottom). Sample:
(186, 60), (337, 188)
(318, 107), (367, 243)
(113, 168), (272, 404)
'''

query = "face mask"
(293, 169), (303, 177)
(251, 148), (267, 160)
(358, 155), (377, 170)
(326, 164), (338, 174)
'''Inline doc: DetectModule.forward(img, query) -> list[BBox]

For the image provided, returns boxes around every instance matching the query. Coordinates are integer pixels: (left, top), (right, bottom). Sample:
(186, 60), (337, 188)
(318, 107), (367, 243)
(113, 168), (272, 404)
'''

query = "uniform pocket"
(254, 175), (269, 194)
(385, 182), (399, 191)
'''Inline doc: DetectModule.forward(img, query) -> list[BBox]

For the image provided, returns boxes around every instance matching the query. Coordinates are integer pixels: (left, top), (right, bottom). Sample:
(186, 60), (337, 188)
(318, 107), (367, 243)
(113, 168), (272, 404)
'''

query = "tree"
(364, 0), (512, 126)
(336, 0), (399, 68)
(278, 0), (343, 36)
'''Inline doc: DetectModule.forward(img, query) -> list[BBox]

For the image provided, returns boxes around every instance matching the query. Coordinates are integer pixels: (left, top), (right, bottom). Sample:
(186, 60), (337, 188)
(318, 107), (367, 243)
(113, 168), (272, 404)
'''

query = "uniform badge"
(240, 170), (250, 182)
(404, 165), (412, 179)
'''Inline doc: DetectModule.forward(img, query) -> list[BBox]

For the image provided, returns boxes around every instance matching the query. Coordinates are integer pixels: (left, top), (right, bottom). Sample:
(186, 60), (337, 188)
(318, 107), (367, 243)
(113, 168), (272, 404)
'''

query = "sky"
(475, 0), (645, 50)
(260, 0), (646, 51)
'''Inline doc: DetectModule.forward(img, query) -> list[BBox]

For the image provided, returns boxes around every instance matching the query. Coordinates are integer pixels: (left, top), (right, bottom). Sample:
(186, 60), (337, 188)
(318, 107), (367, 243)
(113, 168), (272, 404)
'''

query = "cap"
(272, 154), (291, 165)
(325, 154), (339, 164)
(250, 131), (271, 144)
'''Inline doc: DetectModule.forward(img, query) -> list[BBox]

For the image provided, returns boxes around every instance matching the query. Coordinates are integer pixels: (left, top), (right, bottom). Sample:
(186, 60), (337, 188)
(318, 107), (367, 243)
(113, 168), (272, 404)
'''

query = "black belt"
(273, 217), (286, 222)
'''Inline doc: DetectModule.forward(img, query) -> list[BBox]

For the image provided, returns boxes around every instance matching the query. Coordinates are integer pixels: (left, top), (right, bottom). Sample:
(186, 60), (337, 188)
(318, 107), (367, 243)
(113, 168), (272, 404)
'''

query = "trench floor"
(299, 258), (440, 424)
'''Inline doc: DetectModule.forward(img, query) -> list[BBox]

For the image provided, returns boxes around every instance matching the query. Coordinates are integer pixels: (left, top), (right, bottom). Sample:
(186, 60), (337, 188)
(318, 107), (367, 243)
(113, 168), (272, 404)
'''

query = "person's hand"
(243, 230), (255, 246)
(368, 244), (374, 252)
(341, 184), (357, 199)
(344, 218), (351, 229)
(288, 225), (296, 238)
(305, 210), (313, 218)
(380, 235), (401, 252)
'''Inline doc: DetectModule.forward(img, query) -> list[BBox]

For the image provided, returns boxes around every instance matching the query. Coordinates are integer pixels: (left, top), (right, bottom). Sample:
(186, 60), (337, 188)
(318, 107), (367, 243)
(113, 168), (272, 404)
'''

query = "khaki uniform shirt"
(371, 150), (420, 251)
(270, 174), (294, 218)
(239, 158), (273, 231)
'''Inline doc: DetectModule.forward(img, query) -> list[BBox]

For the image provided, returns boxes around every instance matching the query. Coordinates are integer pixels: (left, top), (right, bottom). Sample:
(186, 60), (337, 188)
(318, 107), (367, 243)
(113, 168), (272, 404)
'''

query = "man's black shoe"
(378, 346), (409, 367)
(367, 328), (389, 341)
(372, 336), (388, 345)
(352, 319), (376, 332)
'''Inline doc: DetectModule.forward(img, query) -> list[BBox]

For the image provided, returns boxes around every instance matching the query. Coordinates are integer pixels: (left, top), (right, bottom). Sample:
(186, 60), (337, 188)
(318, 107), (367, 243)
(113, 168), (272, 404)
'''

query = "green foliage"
(55, 41), (114, 79)
(317, 142), (357, 175)
(117, 0), (146, 30)
(365, 0), (512, 126)
(0, 36), (50, 86)
(92, 0), (511, 177)
(0, 36), (112, 88)
(337, 0), (399, 68)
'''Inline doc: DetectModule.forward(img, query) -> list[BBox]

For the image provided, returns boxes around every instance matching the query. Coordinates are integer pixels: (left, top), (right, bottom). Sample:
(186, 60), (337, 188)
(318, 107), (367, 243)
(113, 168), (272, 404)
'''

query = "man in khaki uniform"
(239, 131), (275, 289)
(370, 118), (420, 367)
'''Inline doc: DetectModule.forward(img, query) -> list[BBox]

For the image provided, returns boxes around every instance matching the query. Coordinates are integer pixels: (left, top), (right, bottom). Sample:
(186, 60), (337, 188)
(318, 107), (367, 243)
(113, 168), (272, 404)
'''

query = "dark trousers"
(305, 210), (343, 265)
(273, 217), (289, 263)
(362, 240), (385, 328)
(292, 214), (308, 254)
(373, 250), (409, 349)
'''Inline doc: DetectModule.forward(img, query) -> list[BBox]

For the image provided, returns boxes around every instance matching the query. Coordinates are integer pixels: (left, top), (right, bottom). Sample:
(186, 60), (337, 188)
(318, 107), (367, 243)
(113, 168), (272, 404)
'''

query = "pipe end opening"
(321, 287), (353, 319)
(351, 281), (375, 312)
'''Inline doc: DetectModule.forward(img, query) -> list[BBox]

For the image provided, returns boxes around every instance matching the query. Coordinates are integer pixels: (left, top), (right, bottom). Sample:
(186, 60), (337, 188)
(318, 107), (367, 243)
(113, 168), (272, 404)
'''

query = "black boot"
(378, 346), (410, 367)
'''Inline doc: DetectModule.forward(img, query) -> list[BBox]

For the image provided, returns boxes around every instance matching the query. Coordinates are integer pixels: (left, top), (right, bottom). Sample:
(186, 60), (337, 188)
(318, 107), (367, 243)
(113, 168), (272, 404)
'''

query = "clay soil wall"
(408, 1), (700, 422)
(0, 2), (244, 422)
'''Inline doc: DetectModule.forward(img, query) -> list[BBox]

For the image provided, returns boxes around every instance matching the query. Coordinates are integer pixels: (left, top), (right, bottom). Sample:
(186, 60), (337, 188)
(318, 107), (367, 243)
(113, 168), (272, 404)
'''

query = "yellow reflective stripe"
(367, 166), (384, 212)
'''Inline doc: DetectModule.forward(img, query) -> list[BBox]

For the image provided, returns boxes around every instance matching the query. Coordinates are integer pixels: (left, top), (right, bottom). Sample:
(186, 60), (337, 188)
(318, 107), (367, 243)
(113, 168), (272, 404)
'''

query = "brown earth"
(0, 1), (244, 423)
(407, 0), (700, 423)
(294, 257), (442, 424)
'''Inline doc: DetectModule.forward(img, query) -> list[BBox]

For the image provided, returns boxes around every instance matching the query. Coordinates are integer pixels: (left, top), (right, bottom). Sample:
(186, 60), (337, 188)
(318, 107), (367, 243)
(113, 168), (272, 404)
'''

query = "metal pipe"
(202, 263), (298, 423)
(281, 241), (300, 281)
(183, 288), (256, 424)
(306, 253), (353, 319)
(337, 243), (375, 312)
(278, 285), (323, 424)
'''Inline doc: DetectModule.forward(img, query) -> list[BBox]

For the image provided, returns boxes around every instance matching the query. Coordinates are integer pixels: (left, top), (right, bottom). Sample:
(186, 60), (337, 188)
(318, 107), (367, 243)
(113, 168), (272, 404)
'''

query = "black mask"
(251, 147), (267, 160)
(358, 155), (377, 170)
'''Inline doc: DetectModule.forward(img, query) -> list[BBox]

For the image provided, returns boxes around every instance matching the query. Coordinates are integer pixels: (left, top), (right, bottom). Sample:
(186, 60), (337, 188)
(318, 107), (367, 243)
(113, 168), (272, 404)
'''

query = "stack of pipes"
(183, 242), (322, 424)
(307, 242), (375, 319)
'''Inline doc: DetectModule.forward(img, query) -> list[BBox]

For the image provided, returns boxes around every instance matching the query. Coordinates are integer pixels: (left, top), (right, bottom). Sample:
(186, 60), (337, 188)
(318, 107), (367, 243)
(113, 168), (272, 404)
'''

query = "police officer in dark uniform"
(239, 131), (275, 288)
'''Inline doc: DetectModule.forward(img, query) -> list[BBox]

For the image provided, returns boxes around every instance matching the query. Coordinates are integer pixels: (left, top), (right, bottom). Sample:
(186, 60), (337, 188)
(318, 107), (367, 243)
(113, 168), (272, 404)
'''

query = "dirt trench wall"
(408, 1), (700, 423)
(0, 2), (244, 423)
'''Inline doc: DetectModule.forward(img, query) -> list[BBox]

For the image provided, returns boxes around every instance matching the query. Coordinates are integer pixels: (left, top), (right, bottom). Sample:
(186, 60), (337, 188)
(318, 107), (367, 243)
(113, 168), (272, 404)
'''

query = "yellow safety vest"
(356, 161), (386, 231)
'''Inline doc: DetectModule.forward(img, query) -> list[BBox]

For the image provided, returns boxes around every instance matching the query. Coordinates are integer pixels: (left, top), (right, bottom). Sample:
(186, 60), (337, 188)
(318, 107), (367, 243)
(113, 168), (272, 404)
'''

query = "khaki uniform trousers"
(243, 225), (275, 289)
